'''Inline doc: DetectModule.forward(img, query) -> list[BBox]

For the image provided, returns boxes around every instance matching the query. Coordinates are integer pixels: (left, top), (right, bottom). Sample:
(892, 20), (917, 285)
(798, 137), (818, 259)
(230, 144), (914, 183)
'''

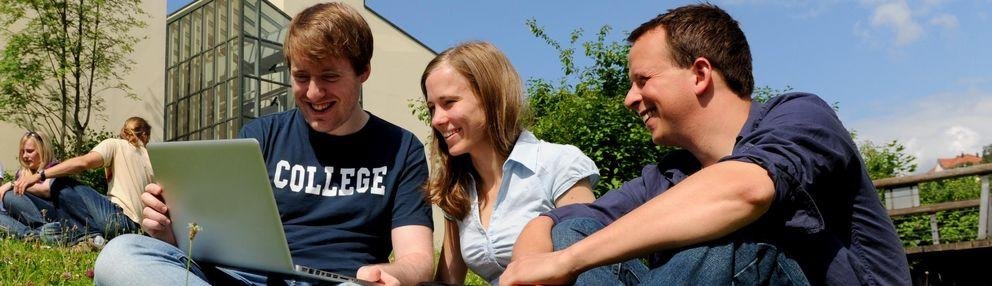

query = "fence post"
(979, 175), (990, 240)
(930, 214), (941, 244)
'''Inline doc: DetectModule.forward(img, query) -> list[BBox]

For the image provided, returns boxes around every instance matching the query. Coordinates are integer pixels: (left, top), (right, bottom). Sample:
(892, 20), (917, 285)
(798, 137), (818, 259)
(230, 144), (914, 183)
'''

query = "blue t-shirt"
(546, 93), (910, 285)
(239, 109), (433, 276)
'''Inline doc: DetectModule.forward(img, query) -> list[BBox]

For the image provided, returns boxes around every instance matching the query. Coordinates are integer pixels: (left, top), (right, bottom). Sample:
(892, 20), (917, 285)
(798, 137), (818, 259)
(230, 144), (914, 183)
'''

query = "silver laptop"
(147, 138), (372, 285)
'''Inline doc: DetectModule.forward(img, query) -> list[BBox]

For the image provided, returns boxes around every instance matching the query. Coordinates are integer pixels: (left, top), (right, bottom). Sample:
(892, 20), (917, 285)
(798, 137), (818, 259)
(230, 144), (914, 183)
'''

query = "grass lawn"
(0, 236), (491, 285)
(0, 237), (98, 285)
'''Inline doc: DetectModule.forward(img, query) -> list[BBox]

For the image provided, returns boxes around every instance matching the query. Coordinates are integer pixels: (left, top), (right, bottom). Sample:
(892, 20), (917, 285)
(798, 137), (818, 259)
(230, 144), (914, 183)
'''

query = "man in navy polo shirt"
(501, 4), (909, 285)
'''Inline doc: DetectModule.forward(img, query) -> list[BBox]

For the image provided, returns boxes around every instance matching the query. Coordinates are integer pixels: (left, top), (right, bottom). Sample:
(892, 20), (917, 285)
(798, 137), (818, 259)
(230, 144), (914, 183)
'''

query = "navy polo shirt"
(546, 93), (910, 285)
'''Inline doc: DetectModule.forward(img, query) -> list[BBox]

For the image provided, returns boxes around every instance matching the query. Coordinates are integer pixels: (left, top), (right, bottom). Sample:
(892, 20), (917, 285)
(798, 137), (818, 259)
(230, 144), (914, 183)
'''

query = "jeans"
(0, 179), (139, 244)
(49, 178), (139, 242)
(552, 217), (810, 285)
(95, 234), (336, 286)
(0, 211), (32, 238)
(0, 191), (55, 238)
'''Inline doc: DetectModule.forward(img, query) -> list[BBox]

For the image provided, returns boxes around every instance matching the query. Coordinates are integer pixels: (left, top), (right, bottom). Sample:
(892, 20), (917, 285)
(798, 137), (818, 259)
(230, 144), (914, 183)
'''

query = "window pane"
(229, 80), (239, 124)
(228, 120), (238, 139)
(166, 67), (175, 103)
(168, 21), (180, 67)
(203, 87), (215, 128)
(178, 98), (189, 137)
(191, 55), (201, 93)
(215, 83), (227, 122)
(260, 87), (287, 116)
(167, 103), (177, 140)
(192, 9), (202, 54)
(179, 62), (188, 99)
(243, 78), (258, 117)
(181, 16), (190, 61)
(259, 43), (284, 83)
(244, 0), (258, 37)
(204, 50), (214, 87)
(205, 1), (215, 48)
(230, 0), (241, 36)
(260, 3), (287, 43)
(229, 40), (239, 79)
(216, 44), (227, 82)
(243, 38), (257, 76)
(191, 92), (201, 133)
(216, 119), (227, 139)
(216, 0), (228, 41)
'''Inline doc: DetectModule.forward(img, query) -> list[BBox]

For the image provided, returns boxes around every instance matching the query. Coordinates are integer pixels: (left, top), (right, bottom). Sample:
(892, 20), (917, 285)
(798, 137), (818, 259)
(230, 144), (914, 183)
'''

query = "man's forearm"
(376, 251), (433, 284)
(561, 161), (775, 272)
(512, 216), (555, 260)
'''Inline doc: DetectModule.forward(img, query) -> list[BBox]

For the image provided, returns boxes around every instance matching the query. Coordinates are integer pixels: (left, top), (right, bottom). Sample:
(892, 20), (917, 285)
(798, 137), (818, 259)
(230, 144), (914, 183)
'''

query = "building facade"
(2, 0), (435, 172)
(165, 0), (435, 142)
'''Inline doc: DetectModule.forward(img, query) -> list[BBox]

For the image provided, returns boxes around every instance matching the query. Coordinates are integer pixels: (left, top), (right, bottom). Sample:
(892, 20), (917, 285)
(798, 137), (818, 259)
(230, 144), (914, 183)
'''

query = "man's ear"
(358, 64), (371, 83)
(690, 57), (713, 96)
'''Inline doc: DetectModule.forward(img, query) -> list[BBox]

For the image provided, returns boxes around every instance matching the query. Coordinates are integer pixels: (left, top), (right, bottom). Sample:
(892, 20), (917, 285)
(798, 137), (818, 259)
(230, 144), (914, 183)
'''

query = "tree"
(856, 137), (917, 180)
(525, 20), (671, 197)
(982, 143), (992, 164)
(0, 0), (146, 156)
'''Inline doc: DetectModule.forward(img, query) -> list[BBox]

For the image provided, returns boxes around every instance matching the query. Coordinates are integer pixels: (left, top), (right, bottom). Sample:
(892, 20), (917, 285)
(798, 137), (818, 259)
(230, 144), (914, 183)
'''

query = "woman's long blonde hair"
(18, 131), (55, 173)
(420, 41), (529, 220)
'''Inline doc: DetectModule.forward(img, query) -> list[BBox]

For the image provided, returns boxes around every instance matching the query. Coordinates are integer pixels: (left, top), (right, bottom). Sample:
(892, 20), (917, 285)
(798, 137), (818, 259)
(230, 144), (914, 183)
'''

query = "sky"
(168, 0), (992, 173)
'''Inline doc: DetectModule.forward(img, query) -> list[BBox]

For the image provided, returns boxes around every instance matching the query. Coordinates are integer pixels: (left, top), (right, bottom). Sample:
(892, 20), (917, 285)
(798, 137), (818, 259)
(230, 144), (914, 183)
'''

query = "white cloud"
(928, 13), (959, 30)
(847, 90), (992, 173)
(944, 126), (981, 155)
(870, 1), (924, 46)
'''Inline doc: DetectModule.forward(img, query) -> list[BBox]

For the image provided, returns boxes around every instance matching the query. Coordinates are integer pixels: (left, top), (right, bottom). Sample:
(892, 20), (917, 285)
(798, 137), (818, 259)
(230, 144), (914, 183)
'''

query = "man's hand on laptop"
(356, 265), (400, 286)
(142, 183), (177, 245)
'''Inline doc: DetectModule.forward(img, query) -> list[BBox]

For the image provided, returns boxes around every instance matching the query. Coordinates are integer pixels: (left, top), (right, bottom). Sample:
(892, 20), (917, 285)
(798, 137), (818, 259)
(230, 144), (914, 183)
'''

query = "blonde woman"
(423, 41), (599, 285)
(0, 131), (59, 239)
(14, 117), (153, 243)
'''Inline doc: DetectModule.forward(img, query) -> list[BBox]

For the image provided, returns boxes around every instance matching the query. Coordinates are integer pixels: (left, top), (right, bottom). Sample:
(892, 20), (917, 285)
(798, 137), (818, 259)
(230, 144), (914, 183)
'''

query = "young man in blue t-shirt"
(501, 4), (910, 286)
(94, 3), (433, 285)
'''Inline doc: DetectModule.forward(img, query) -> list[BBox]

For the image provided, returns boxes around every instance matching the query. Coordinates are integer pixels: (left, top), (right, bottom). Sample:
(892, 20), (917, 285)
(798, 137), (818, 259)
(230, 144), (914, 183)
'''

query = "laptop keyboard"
(294, 265), (364, 285)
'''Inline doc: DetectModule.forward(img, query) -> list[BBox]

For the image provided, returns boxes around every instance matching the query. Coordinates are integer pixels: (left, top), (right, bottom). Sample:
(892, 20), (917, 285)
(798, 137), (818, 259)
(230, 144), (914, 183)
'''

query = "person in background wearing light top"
(423, 41), (599, 285)
(14, 117), (153, 244)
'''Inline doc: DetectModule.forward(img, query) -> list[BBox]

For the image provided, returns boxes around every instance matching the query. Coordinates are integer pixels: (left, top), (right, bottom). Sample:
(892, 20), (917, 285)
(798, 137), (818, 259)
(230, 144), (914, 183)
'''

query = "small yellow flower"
(188, 222), (202, 240)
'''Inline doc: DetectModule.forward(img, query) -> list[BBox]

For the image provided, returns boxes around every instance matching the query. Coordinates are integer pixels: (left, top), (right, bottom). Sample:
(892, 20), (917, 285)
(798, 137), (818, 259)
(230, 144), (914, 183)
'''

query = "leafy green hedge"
(892, 176), (982, 246)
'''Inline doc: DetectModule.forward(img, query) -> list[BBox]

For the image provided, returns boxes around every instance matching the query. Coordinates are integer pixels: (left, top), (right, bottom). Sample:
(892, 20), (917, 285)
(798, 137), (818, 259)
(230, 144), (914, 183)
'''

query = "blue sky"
(169, 0), (992, 173)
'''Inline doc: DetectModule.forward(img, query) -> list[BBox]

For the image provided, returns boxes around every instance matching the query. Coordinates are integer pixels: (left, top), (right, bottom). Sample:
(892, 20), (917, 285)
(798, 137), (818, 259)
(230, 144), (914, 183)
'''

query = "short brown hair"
(284, 2), (372, 74)
(628, 4), (753, 98)
(420, 41), (529, 220)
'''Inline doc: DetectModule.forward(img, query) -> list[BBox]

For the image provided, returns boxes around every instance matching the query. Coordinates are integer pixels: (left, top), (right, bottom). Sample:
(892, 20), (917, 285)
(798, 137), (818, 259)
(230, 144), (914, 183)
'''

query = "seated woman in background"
(423, 41), (600, 285)
(0, 131), (60, 240)
(13, 117), (153, 244)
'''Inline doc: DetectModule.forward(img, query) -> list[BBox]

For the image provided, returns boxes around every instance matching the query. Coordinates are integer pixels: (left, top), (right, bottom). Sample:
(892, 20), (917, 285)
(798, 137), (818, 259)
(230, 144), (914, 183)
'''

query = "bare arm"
(510, 216), (555, 261)
(357, 225), (434, 286)
(511, 179), (595, 261)
(435, 219), (467, 284)
(553, 178), (595, 207)
(14, 152), (105, 195)
(0, 182), (11, 200)
(500, 161), (774, 285)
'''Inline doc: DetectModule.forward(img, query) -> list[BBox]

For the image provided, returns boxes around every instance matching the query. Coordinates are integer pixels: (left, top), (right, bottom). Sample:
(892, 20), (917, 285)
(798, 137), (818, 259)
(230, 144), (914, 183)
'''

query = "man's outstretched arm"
(500, 160), (775, 286)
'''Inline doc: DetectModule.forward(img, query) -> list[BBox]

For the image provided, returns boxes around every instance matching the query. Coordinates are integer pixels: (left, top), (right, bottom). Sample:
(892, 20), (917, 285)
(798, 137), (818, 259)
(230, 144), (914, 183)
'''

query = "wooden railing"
(875, 163), (992, 252)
